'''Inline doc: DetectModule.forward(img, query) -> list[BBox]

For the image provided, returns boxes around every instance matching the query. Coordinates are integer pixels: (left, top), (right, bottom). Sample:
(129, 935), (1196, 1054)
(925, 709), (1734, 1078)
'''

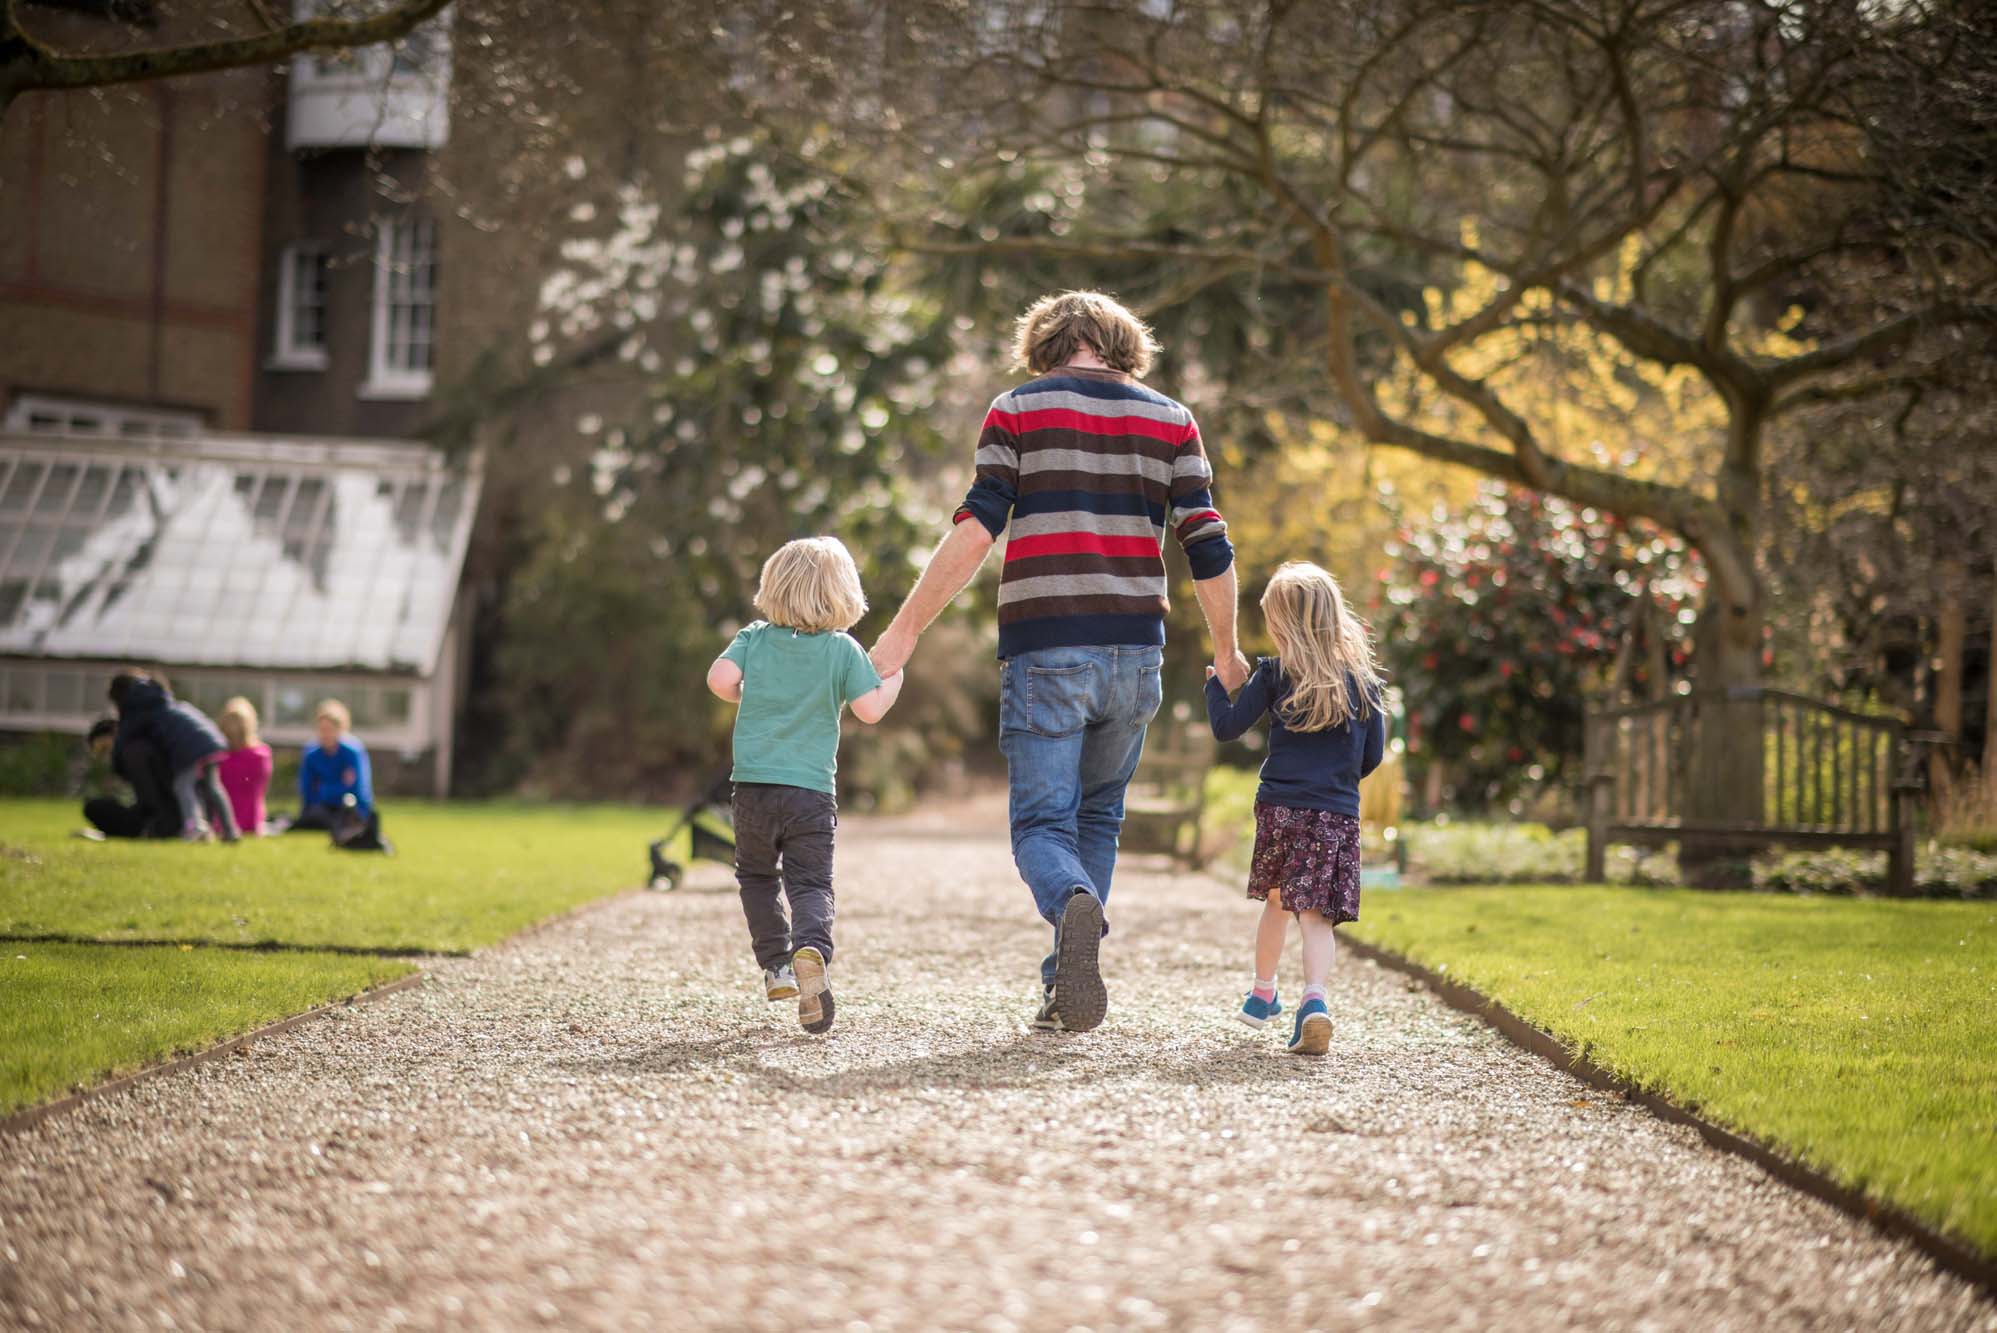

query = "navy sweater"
(113, 679), (227, 774)
(1205, 658), (1385, 816)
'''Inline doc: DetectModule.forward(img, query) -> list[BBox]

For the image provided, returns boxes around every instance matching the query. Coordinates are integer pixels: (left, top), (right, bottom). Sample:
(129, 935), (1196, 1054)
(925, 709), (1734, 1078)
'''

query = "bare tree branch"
(1, 0), (451, 114)
(1765, 304), (1997, 386)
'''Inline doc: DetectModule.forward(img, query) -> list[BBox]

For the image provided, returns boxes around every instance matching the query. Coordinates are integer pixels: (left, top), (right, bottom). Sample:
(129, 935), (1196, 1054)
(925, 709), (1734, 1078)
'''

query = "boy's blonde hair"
(753, 536), (868, 633)
(314, 698), (351, 732)
(1012, 290), (1161, 378)
(218, 696), (260, 749)
(1261, 562), (1384, 733)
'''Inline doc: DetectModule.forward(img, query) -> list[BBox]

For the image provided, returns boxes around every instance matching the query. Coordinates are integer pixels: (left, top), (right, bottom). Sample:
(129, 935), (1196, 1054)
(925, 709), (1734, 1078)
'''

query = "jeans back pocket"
(1017, 659), (1098, 738)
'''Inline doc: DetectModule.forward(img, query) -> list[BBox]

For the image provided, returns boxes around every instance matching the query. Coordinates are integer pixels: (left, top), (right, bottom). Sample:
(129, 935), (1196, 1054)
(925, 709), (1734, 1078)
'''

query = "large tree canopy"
(853, 0), (1997, 696)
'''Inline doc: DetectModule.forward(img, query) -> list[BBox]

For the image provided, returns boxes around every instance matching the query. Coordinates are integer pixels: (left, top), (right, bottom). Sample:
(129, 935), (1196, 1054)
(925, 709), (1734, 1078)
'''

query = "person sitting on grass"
(81, 716), (181, 839)
(216, 696), (273, 837)
(107, 671), (240, 843)
(281, 698), (373, 834)
(706, 535), (905, 1035)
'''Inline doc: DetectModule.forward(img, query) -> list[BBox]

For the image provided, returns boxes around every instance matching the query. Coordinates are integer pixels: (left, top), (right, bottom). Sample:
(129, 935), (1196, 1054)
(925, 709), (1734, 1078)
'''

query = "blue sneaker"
(1287, 997), (1333, 1054)
(1236, 990), (1283, 1028)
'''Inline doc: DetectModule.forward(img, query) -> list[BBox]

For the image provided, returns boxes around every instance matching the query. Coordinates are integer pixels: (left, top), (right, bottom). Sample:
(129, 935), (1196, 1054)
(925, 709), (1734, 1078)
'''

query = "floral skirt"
(1246, 803), (1362, 923)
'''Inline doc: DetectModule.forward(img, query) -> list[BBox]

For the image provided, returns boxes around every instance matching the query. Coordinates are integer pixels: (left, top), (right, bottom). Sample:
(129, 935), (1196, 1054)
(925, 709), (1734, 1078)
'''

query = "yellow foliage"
(1214, 223), (1817, 648)
(1373, 232), (1814, 496)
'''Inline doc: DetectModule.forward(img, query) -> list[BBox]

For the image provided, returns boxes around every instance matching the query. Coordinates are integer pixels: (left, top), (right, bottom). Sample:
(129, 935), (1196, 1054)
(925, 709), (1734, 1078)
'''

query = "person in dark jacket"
(82, 717), (182, 839)
(108, 673), (240, 842)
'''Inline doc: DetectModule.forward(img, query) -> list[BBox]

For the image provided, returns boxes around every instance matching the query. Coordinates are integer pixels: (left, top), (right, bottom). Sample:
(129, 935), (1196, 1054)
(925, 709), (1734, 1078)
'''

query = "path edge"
(1341, 934), (1997, 1299)
(0, 881), (654, 1138)
(0, 970), (428, 1137)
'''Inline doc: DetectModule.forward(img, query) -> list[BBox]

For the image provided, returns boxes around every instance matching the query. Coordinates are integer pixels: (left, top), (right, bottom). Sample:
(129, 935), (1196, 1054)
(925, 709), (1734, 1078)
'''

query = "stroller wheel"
(647, 839), (684, 891)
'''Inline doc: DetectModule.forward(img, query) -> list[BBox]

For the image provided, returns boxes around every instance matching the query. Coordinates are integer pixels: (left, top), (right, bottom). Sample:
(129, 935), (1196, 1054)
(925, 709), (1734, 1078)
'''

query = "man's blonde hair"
(218, 696), (260, 749)
(314, 698), (351, 732)
(753, 536), (868, 633)
(1260, 562), (1384, 732)
(1012, 290), (1161, 377)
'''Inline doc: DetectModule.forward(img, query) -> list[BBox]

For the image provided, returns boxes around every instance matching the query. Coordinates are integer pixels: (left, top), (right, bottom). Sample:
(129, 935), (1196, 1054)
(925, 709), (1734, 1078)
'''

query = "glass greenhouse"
(0, 425), (481, 792)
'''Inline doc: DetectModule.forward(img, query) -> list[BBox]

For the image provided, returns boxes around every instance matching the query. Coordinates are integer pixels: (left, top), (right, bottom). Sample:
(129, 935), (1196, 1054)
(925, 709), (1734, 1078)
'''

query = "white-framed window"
(285, 1), (450, 151)
(2, 394), (201, 440)
(361, 217), (437, 401)
(270, 243), (330, 371)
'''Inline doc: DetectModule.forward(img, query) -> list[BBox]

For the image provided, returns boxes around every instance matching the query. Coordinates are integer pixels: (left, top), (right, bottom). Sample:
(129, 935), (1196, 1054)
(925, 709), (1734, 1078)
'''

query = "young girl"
(216, 697), (273, 837)
(706, 536), (904, 1034)
(1205, 562), (1386, 1055)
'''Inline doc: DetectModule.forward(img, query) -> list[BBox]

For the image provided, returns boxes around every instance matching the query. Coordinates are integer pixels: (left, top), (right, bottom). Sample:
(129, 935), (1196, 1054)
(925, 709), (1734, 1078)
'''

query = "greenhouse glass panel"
(0, 436), (480, 674)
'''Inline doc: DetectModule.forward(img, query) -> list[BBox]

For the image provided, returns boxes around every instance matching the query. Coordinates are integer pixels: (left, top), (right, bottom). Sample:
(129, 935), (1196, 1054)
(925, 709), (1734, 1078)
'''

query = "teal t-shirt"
(721, 621), (883, 794)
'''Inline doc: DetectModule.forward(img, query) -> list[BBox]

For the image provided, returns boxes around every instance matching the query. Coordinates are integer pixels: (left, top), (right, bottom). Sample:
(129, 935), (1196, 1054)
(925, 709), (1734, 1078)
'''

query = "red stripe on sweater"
(1005, 532), (1163, 562)
(987, 407), (1191, 445)
(1175, 509), (1222, 531)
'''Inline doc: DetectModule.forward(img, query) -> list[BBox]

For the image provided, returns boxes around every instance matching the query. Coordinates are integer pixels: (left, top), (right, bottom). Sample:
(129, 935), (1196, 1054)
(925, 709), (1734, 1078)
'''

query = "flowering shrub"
(1376, 482), (1702, 810)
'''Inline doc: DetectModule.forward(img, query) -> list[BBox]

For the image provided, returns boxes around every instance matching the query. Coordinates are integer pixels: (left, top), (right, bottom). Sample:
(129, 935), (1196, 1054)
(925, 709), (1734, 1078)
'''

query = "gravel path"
(3, 797), (1989, 1331)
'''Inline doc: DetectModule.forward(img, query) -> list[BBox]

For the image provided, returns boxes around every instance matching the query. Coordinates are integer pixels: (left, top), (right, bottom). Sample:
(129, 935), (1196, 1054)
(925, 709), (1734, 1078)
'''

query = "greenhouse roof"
(0, 432), (480, 675)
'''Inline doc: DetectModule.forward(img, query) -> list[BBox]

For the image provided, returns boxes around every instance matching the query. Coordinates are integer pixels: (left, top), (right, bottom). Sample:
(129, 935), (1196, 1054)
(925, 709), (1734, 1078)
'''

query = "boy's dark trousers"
(731, 782), (837, 971)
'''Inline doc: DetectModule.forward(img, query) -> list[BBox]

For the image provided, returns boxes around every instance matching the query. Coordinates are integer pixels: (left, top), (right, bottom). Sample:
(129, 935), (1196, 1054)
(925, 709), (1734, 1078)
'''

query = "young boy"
(285, 699), (374, 832)
(706, 536), (903, 1034)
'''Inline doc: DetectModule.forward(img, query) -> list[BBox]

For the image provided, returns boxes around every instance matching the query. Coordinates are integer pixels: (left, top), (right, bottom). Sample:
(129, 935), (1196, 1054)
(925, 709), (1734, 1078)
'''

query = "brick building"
(0, 3), (478, 794)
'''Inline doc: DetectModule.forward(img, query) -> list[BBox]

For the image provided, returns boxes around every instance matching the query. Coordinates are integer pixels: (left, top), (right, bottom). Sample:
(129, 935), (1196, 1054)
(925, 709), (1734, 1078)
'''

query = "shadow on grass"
(0, 931), (453, 959)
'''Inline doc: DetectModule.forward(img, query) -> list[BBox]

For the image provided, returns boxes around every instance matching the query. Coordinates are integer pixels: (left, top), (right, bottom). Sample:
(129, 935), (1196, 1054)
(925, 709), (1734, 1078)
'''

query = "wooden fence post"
(1586, 774), (1611, 883)
(1888, 780), (1919, 897)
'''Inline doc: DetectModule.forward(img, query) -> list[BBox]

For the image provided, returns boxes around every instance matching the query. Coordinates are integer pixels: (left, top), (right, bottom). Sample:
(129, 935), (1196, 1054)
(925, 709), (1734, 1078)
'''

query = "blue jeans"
(998, 644), (1164, 988)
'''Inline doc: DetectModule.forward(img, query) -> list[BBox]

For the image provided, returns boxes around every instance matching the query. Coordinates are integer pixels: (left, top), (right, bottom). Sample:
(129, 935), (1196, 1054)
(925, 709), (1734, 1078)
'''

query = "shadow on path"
(559, 1023), (1332, 1099)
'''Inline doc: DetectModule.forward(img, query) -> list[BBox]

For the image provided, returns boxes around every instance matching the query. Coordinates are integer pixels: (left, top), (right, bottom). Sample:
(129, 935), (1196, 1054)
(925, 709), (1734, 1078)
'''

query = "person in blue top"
(284, 698), (374, 832)
(1205, 562), (1386, 1055)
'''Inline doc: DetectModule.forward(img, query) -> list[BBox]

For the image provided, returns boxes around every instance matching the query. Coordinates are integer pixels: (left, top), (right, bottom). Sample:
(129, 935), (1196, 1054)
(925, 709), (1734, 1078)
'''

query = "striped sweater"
(953, 366), (1234, 658)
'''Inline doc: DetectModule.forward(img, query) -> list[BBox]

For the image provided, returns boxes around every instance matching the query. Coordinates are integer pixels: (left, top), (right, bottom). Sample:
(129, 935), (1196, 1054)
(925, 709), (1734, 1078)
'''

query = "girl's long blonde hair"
(218, 696), (261, 749)
(1261, 562), (1383, 732)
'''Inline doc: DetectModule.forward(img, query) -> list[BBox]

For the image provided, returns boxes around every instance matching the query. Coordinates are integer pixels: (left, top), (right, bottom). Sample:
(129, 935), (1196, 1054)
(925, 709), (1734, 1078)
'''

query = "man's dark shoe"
(1031, 989), (1066, 1031)
(1053, 890), (1107, 1032)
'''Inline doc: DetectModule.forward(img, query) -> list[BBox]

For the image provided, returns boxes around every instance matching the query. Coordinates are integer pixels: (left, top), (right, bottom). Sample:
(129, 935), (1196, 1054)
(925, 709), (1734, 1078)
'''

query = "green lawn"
(1350, 886), (1997, 1257)
(1, 942), (412, 1114)
(0, 798), (693, 1114)
(1, 799), (686, 953)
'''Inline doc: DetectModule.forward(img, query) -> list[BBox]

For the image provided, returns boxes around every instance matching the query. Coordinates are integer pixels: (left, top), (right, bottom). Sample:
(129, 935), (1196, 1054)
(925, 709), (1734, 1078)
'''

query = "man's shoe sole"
(1054, 894), (1107, 1033)
(1235, 1009), (1270, 1029)
(766, 984), (799, 1001)
(794, 948), (833, 1034)
(1288, 1012), (1333, 1055)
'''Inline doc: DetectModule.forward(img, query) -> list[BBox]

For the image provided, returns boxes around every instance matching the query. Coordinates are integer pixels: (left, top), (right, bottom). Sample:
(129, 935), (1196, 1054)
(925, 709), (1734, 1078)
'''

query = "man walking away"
(871, 290), (1250, 1032)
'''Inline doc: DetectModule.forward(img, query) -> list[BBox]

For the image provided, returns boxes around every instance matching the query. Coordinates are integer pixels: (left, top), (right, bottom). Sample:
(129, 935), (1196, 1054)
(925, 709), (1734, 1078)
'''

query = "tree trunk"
(1933, 558), (1967, 793)
(1985, 545), (1997, 776)
(1678, 409), (1766, 886)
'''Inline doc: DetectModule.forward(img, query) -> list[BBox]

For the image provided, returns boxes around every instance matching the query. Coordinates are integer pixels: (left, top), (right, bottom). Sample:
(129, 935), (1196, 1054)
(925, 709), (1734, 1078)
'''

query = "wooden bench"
(1583, 687), (1921, 893)
(1121, 726), (1213, 867)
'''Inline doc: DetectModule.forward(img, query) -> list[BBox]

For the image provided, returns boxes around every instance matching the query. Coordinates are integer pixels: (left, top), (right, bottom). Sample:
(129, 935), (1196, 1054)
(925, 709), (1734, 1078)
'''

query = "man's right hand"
(870, 624), (918, 679)
(1214, 649), (1252, 692)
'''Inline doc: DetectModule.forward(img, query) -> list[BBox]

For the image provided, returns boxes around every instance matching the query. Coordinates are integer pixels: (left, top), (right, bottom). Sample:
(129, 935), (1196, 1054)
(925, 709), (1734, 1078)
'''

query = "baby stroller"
(647, 772), (736, 890)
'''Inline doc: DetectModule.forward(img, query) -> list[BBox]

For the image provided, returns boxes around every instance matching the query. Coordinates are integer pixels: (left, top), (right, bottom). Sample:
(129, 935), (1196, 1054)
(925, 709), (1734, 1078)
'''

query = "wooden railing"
(1583, 688), (1921, 894)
